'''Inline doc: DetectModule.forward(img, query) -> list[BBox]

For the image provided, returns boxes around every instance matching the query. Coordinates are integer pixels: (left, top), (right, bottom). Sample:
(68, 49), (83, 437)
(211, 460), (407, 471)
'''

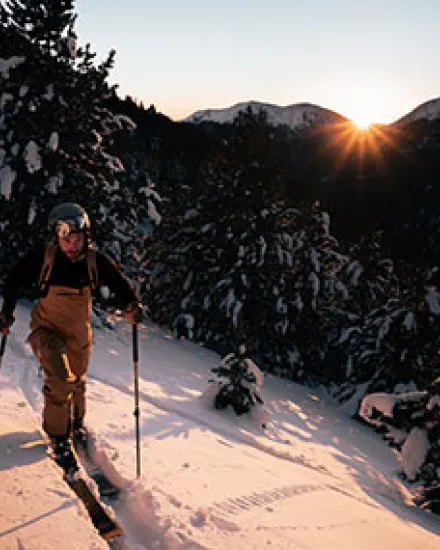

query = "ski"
(73, 429), (121, 499)
(65, 472), (124, 541)
(44, 435), (124, 542)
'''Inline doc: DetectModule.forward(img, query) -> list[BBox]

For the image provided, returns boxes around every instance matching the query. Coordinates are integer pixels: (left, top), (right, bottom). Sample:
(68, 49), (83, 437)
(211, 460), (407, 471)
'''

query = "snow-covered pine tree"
(0, 0), (134, 277)
(207, 344), (265, 420)
(267, 201), (350, 383)
(151, 107), (287, 354)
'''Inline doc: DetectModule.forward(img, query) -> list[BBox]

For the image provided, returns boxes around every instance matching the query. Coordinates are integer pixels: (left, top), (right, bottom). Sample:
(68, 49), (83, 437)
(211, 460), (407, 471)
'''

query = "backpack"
(38, 244), (98, 293)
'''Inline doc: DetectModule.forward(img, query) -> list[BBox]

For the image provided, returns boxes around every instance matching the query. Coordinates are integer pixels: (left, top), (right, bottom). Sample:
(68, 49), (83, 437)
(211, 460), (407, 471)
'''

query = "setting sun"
(351, 113), (374, 130)
(335, 82), (392, 129)
(345, 98), (382, 129)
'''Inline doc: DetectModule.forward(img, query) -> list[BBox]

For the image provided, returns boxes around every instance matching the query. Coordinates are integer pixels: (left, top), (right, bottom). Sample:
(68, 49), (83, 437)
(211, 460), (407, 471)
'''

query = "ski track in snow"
(209, 482), (381, 517)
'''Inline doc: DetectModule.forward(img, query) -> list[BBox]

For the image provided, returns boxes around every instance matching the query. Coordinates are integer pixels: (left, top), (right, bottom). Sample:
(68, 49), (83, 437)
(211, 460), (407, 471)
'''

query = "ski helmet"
(47, 202), (91, 248)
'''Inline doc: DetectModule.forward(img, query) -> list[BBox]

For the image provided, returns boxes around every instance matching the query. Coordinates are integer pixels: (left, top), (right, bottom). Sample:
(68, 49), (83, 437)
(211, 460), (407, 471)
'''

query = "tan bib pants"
(28, 285), (92, 437)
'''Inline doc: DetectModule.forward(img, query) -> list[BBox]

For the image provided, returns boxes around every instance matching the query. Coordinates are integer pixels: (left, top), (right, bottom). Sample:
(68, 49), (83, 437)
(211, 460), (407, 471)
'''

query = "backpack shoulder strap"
(38, 244), (98, 293)
(38, 244), (58, 292)
(87, 248), (98, 292)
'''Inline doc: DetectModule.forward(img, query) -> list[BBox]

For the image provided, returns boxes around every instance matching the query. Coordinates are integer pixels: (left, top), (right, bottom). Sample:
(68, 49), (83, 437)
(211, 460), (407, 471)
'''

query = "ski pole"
(133, 323), (141, 478)
(0, 333), (7, 371)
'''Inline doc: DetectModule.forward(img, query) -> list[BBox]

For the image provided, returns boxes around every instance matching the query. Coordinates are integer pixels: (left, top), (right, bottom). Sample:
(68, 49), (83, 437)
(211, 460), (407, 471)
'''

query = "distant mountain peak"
(394, 97), (440, 126)
(181, 100), (347, 131)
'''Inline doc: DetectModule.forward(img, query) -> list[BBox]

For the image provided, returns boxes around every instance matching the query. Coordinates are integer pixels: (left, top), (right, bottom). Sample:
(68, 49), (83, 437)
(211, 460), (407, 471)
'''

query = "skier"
(0, 202), (143, 472)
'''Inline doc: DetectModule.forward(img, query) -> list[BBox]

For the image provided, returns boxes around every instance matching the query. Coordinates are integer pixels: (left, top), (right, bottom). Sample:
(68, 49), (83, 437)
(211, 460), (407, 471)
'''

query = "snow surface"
(1, 302), (440, 549)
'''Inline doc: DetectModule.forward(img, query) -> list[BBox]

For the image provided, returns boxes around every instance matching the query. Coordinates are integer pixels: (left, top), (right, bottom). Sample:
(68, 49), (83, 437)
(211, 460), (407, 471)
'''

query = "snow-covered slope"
(182, 100), (346, 130)
(1, 302), (440, 549)
(393, 97), (440, 126)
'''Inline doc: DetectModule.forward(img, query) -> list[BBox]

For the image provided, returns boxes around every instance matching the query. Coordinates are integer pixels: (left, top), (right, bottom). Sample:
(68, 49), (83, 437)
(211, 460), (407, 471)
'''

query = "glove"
(125, 303), (144, 325)
(0, 312), (14, 335)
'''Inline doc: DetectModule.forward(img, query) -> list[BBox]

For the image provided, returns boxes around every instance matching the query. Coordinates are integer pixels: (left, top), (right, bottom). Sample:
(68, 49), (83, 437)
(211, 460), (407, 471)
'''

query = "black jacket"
(1, 244), (138, 317)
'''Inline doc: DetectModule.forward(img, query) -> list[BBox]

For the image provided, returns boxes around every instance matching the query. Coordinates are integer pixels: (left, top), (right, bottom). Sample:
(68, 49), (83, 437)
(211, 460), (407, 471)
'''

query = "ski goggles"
(55, 217), (87, 238)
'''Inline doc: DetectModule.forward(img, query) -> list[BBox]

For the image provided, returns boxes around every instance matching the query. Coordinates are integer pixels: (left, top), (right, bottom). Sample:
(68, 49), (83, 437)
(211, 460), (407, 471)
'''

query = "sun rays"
(307, 118), (406, 179)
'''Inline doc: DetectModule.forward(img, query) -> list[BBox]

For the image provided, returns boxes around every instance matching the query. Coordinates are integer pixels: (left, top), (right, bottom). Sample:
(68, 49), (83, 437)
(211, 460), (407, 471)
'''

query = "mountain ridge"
(182, 100), (347, 131)
(182, 97), (440, 130)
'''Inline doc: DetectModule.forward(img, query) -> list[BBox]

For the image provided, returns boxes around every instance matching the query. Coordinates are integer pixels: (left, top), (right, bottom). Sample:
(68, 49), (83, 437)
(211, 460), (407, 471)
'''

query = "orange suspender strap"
(38, 244), (58, 292)
(87, 248), (98, 292)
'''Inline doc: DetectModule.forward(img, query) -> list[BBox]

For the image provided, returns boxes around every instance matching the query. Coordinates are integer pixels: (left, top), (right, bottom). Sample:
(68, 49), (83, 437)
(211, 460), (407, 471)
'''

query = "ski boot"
(50, 435), (79, 476)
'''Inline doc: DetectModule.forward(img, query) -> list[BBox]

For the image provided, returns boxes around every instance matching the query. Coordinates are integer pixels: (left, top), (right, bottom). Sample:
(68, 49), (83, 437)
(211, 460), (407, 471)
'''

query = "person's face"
(58, 231), (85, 262)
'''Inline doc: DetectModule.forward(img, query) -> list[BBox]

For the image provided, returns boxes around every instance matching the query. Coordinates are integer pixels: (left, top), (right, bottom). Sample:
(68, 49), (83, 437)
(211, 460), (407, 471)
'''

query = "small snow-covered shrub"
(206, 346), (266, 421)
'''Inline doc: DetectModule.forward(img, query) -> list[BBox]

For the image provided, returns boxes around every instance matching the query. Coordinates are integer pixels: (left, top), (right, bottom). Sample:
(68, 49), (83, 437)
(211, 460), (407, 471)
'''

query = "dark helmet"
(47, 202), (91, 247)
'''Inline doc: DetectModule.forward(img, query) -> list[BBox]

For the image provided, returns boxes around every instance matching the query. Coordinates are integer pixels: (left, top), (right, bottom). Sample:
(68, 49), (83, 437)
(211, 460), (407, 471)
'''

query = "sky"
(74, 0), (440, 128)
(1, 301), (440, 549)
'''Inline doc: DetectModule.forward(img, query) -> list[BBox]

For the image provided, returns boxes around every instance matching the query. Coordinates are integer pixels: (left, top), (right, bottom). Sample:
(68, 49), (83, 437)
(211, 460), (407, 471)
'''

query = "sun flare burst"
(312, 117), (402, 181)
